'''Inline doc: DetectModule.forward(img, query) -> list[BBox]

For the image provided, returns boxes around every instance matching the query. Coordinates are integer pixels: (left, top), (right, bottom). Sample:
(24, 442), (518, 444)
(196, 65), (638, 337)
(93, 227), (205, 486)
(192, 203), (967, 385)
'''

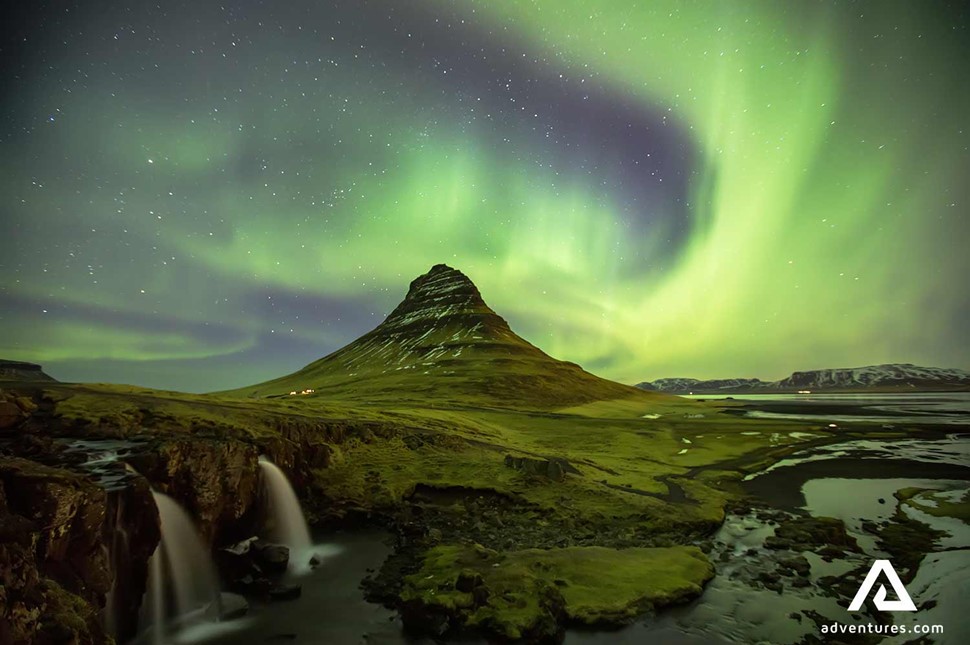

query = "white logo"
(848, 560), (917, 612)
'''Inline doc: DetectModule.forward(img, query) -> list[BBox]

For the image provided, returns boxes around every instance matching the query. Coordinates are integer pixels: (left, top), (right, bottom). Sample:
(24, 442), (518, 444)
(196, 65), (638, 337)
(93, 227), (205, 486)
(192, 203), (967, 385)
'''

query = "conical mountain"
(232, 264), (652, 408)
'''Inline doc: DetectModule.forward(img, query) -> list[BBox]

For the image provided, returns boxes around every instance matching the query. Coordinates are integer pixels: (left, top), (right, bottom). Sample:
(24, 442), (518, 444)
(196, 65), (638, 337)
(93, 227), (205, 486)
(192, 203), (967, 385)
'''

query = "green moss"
(40, 578), (107, 643)
(401, 543), (714, 637)
(899, 488), (970, 524)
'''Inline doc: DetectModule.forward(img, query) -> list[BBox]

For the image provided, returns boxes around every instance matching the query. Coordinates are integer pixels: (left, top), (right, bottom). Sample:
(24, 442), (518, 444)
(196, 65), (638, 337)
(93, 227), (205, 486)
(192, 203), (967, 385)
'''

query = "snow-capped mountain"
(635, 378), (765, 393)
(637, 363), (970, 394)
(773, 364), (970, 390)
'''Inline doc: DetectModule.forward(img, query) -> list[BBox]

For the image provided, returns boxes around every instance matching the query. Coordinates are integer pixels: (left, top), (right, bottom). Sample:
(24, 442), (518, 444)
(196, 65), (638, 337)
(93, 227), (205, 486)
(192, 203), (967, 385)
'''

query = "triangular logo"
(847, 560), (917, 612)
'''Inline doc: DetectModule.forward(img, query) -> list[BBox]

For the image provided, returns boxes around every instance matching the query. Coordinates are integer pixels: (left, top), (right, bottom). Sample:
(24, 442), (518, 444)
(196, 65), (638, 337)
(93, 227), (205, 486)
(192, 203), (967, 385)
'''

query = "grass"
(27, 361), (847, 637)
(9, 265), (947, 639)
(400, 543), (714, 638)
(46, 378), (832, 534)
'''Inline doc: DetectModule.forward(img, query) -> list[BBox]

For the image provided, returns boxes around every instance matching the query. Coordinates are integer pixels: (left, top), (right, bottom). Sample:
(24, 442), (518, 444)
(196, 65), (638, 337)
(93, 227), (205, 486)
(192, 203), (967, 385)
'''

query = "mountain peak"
(233, 265), (652, 408)
(380, 264), (502, 338)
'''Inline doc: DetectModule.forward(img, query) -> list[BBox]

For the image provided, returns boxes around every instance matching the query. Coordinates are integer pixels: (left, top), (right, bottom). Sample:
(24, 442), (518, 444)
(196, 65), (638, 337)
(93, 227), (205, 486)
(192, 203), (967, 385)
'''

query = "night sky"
(1, 1), (968, 393)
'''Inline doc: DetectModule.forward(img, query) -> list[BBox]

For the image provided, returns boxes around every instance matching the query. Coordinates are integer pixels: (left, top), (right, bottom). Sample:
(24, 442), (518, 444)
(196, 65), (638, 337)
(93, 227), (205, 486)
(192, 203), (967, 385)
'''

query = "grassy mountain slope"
(227, 264), (665, 409)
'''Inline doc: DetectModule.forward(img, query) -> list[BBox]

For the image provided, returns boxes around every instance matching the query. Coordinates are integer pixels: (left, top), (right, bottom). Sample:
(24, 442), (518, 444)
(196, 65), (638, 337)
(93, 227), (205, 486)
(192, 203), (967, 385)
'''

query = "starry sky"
(1, 0), (968, 393)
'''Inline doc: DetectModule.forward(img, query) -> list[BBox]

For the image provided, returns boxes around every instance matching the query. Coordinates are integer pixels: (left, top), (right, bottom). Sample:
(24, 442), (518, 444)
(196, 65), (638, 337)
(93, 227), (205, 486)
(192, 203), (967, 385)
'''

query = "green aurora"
(1, 0), (968, 392)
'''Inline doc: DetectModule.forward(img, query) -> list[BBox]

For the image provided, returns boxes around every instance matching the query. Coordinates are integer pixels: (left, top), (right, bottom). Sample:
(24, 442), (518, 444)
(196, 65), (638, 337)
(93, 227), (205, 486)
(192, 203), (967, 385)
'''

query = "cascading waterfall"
(145, 491), (222, 642)
(258, 457), (313, 570)
(103, 495), (128, 639)
(149, 545), (164, 645)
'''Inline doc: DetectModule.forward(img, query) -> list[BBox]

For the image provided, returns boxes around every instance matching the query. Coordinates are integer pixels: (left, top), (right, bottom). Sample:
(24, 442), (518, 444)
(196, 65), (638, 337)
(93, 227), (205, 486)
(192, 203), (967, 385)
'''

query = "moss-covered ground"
(399, 543), (714, 639)
(20, 380), (872, 640)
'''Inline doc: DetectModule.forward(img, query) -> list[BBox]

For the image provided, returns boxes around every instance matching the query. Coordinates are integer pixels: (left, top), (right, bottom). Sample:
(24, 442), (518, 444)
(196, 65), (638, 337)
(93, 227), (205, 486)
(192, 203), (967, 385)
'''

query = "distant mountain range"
(636, 364), (970, 394)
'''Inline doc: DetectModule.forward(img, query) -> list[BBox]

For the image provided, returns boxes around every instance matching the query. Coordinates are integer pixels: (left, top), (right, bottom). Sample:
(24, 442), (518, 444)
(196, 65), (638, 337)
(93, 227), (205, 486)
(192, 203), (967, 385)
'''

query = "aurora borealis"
(1, 0), (968, 392)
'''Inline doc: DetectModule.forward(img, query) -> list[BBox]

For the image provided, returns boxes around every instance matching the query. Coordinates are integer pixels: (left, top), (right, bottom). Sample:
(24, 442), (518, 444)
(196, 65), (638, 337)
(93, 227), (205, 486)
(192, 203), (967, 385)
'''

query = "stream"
(199, 531), (423, 645)
(185, 433), (969, 644)
(571, 434), (970, 644)
(171, 392), (970, 644)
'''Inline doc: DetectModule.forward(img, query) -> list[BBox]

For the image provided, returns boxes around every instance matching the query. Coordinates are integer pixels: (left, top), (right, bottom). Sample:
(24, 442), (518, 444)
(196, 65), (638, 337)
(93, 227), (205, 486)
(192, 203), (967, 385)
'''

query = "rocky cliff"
(0, 452), (158, 644)
(0, 360), (56, 383)
(0, 383), (359, 643)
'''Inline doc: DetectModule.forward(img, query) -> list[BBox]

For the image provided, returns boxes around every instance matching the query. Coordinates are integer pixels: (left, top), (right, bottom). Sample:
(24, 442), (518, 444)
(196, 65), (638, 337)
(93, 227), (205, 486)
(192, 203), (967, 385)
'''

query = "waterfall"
(148, 545), (165, 645)
(258, 457), (313, 570)
(145, 491), (222, 642)
(103, 495), (128, 639)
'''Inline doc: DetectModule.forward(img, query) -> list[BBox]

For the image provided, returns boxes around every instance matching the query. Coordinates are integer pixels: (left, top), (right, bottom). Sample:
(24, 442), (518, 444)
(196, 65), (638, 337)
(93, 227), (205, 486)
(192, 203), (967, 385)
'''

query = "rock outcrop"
(0, 378), (386, 643)
(125, 437), (261, 545)
(0, 390), (37, 431)
(0, 360), (56, 383)
(0, 456), (159, 644)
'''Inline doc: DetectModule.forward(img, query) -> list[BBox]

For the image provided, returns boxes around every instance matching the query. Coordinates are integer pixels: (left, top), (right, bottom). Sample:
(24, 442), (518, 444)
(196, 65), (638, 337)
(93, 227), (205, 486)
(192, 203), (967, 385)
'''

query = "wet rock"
(778, 555), (811, 577)
(216, 537), (261, 587)
(401, 601), (451, 637)
(764, 516), (858, 555)
(472, 585), (491, 606)
(217, 538), (298, 598)
(455, 570), (484, 592)
(757, 571), (783, 593)
(253, 540), (290, 573)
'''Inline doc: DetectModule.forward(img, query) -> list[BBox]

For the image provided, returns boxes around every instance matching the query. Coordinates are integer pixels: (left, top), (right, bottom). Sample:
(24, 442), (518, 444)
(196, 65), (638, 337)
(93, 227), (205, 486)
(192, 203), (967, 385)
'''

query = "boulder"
(455, 570), (484, 592)
(253, 541), (290, 573)
(0, 400), (25, 430)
